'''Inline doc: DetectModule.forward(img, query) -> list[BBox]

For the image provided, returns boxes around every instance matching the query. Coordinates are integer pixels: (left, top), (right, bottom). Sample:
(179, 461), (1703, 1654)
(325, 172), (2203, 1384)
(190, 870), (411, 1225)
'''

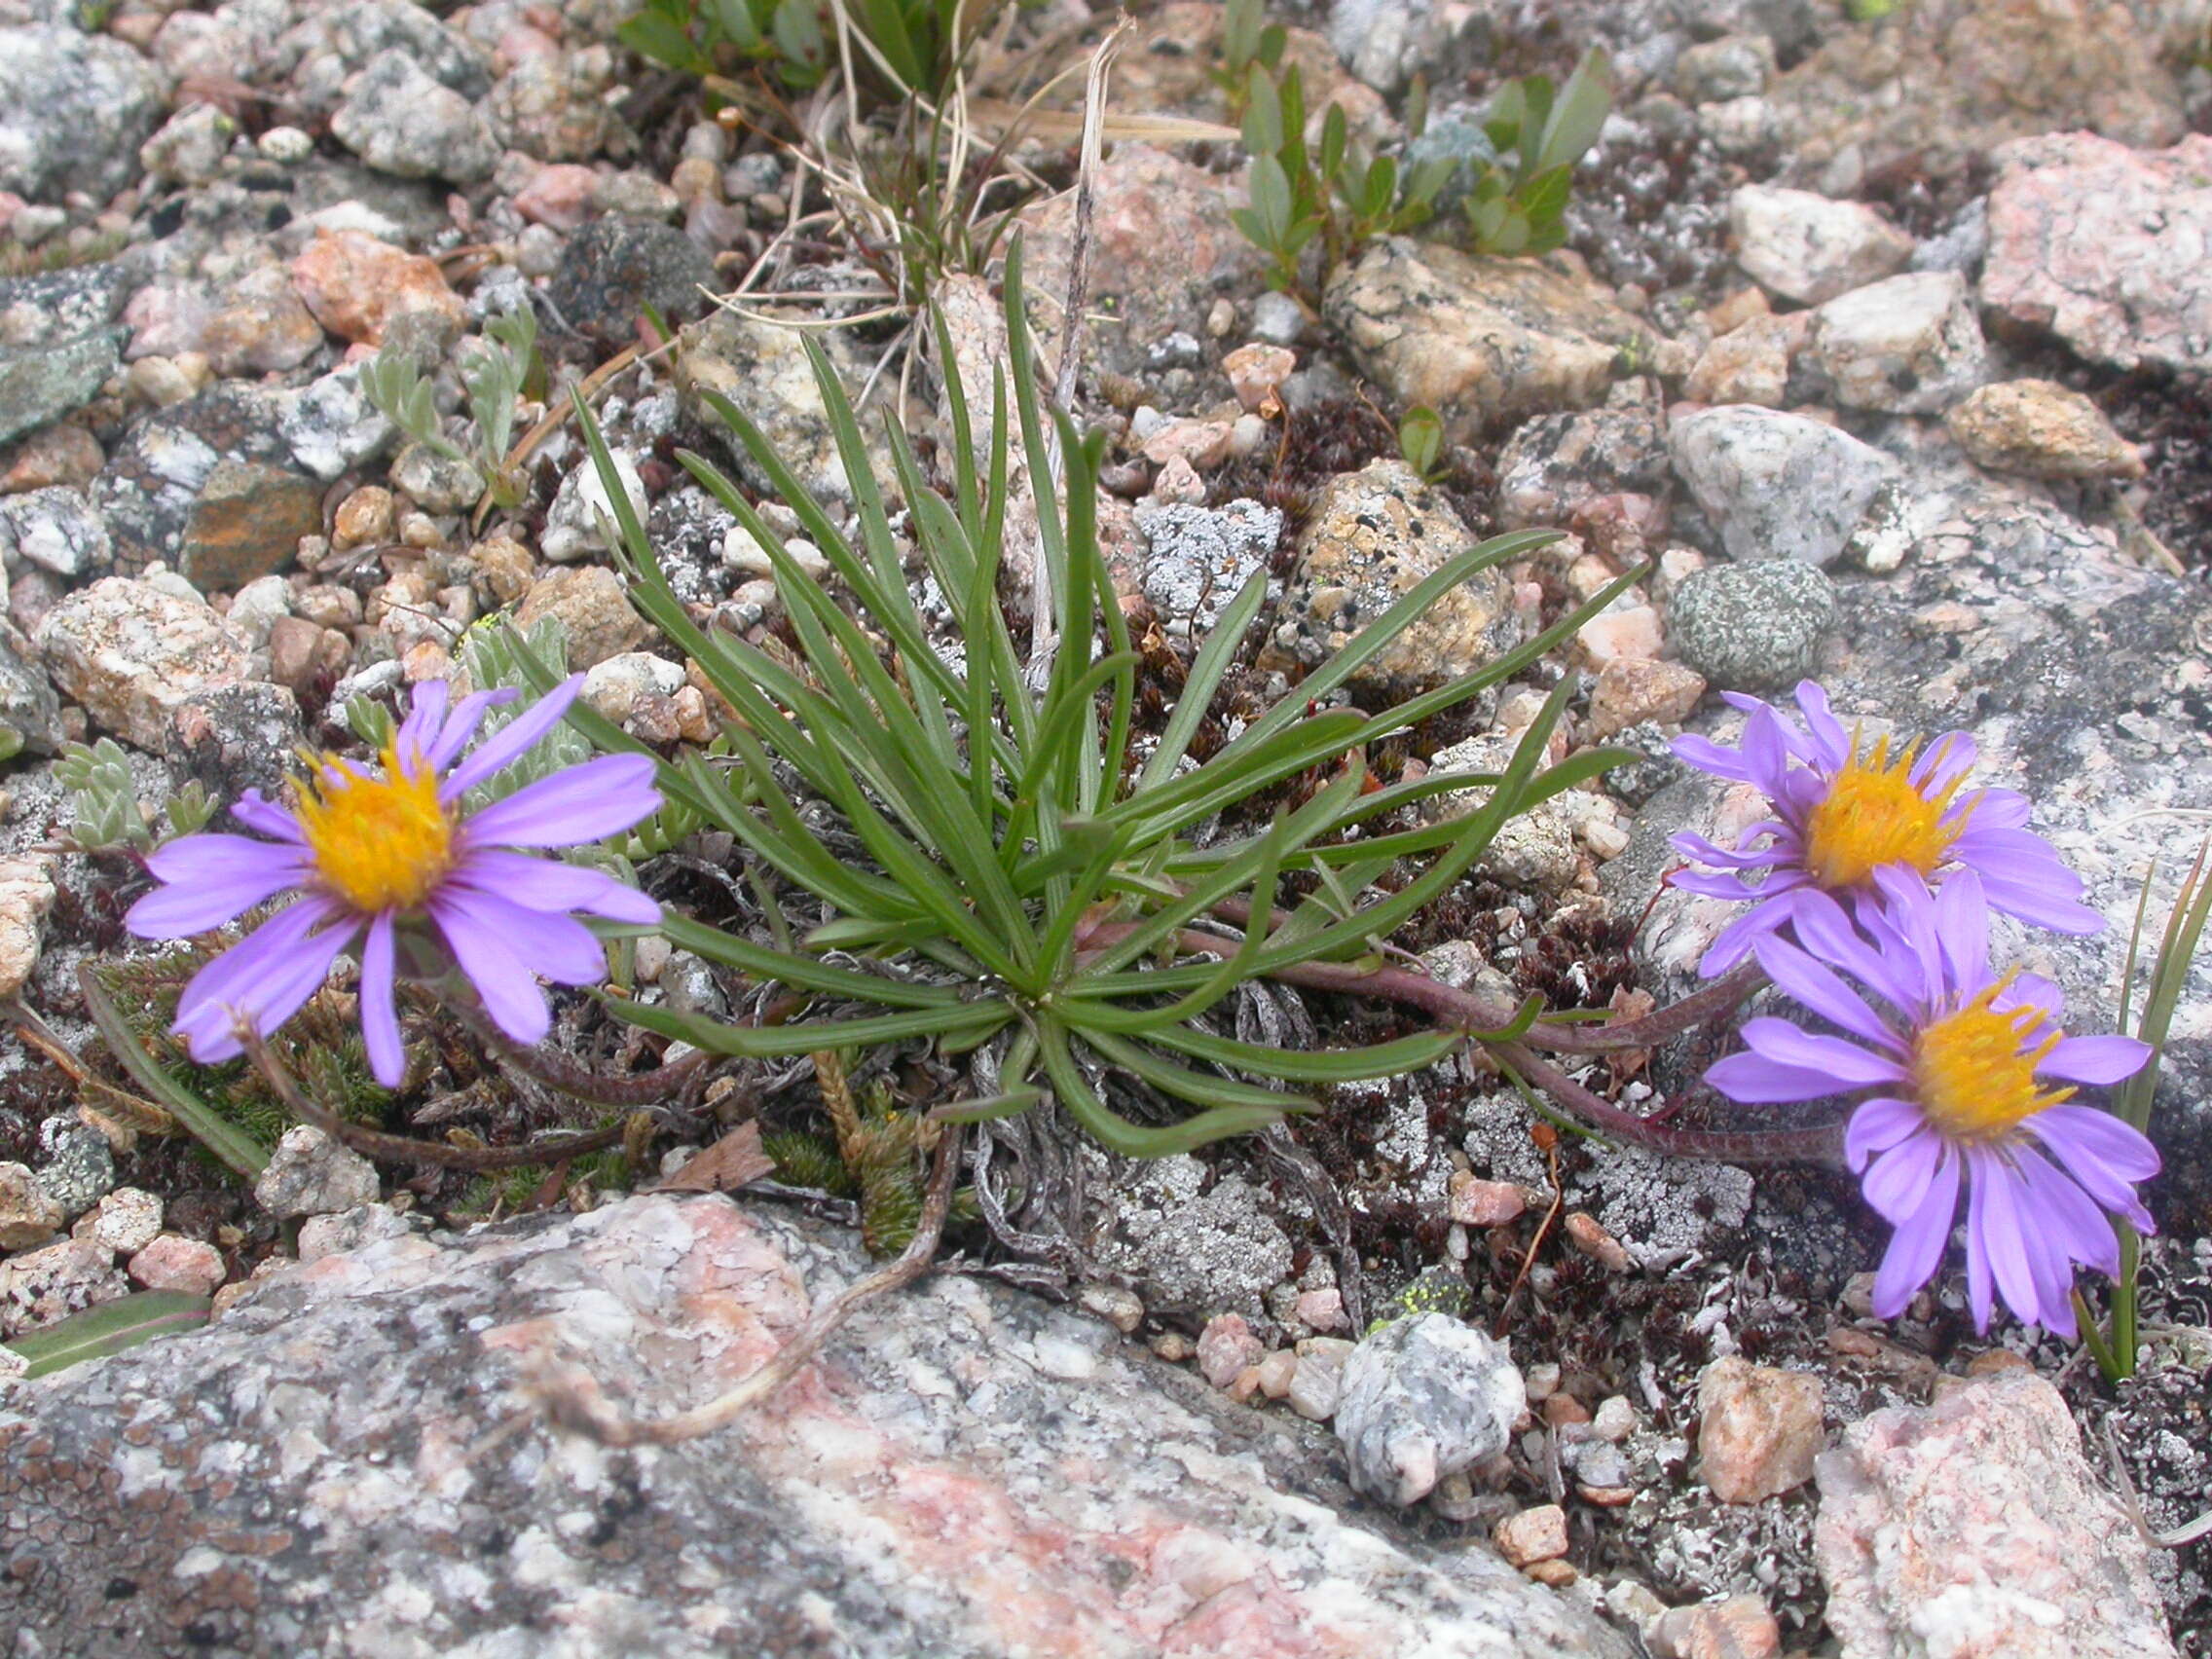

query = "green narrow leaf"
(4, 1291), (212, 1380)
(607, 992), (1011, 1058)
(1138, 569), (1271, 793)
(1150, 1023), (1462, 1084)
(79, 968), (270, 1179)
(1033, 1017), (1283, 1157)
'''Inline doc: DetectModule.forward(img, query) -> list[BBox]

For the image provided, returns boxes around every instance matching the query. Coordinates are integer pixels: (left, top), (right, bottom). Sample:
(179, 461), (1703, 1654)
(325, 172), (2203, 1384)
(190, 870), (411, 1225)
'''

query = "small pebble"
(127, 1234), (225, 1296)
(1197, 1312), (1265, 1389)
(1564, 1211), (1633, 1272)
(1493, 1503), (1569, 1567)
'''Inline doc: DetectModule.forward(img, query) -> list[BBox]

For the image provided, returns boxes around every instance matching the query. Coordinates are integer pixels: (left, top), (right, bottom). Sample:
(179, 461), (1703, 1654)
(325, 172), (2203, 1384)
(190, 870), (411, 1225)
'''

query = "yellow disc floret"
(294, 741), (455, 913)
(1911, 977), (2074, 1142)
(1801, 728), (1970, 890)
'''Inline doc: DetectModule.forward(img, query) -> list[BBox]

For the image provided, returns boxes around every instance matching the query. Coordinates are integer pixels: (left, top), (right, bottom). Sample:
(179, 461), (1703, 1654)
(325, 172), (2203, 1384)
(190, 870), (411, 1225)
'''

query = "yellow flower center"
(1801, 728), (1970, 890)
(294, 741), (455, 914)
(1911, 977), (2074, 1142)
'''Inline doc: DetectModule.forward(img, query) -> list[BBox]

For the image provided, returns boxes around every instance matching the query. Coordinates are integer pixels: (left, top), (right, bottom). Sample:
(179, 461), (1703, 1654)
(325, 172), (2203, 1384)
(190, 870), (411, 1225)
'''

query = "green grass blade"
(79, 967), (270, 1179)
(1139, 569), (1271, 793)
(608, 994), (1011, 1057)
(655, 911), (968, 1008)
(1033, 1015), (1284, 1156)
(1149, 1023), (1462, 1083)
(1081, 1028), (1308, 1114)
(4, 1290), (212, 1379)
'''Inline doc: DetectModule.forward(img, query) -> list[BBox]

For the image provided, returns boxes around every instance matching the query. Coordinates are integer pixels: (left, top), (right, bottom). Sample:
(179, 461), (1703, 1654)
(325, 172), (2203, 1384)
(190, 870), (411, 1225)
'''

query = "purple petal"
(2039, 1034), (2151, 1086)
(432, 886), (607, 984)
(1909, 729), (1976, 793)
(128, 836), (309, 939)
(173, 900), (357, 1063)
(1956, 788), (2030, 831)
(1997, 973), (2065, 1020)
(229, 789), (306, 844)
(1756, 936), (1901, 1050)
(1706, 1050), (1853, 1104)
(1672, 869), (1775, 901)
(1930, 869), (1990, 993)
(1970, 1153), (2041, 1333)
(359, 911), (404, 1088)
(1795, 889), (1920, 1010)
(1963, 1152), (1995, 1332)
(1846, 1095), (1927, 1172)
(2013, 1144), (2120, 1278)
(440, 673), (586, 798)
(1740, 704), (1794, 799)
(424, 688), (517, 772)
(1862, 1126), (1944, 1225)
(1739, 1017), (1907, 1087)
(395, 677), (451, 765)
(447, 849), (662, 924)
(1790, 681), (1851, 770)
(1672, 733), (1753, 782)
(1697, 886), (1807, 977)
(1673, 828), (1790, 871)
(1975, 867), (2106, 937)
(426, 894), (551, 1046)
(2024, 1103), (2161, 1188)
(1870, 1147), (1958, 1318)
(460, 754), (660, 849)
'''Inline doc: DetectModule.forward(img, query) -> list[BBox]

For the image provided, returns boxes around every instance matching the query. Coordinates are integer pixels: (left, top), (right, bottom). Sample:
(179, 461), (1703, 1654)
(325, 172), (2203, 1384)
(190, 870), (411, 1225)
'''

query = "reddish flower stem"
(1076, 923), (1841, 1166)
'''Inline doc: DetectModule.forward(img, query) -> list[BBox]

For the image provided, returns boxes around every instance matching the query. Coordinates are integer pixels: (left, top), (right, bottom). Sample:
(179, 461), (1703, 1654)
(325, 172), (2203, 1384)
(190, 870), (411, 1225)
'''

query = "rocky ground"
(0, 0), (2209, 1654)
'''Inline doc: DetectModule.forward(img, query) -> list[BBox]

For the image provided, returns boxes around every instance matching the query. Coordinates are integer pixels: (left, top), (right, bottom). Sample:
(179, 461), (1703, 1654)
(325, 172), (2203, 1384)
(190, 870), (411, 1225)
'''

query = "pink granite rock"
(1816, 1370), (2175, 1658)
(1981, 133), (2212, 375)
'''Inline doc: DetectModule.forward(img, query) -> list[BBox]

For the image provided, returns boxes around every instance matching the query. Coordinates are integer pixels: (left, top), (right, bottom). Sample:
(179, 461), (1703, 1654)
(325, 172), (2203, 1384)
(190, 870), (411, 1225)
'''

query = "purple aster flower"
(1669, 680), (2101, 976)
(125, 674), (662, 1088)
(1704, 868), (2156, 1338)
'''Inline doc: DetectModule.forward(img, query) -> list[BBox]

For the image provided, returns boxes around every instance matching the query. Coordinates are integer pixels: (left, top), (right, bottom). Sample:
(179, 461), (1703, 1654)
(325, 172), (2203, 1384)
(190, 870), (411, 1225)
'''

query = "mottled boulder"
(35, 576), (253, 751)
(1272, 459), (1525, 700)
(1816, 1370), (2176, 1658)
(1980, 133), (2212, 376)
(1326, 240), (1649, 440)
(1767, 0), (2182, 182)
(1017, 144), (1270, 382)
(0, 25), (168, 203)
(0, 1195), (1630, 1658)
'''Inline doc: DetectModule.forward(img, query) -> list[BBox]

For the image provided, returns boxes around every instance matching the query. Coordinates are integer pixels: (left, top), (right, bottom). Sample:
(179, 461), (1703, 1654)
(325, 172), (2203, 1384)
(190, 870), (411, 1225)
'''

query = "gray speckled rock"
(0, 25), (168, 203)
(1088, 1155), (1297, 1318)
(1808, 271), (1989, 415)
(551, 216), (719, 349)
(1335, 1312), (1527, 1506)
(329, 48), (498, 184)
(1128, 498), (1281, 634)
(1274, 459), (1524, 700)
(0, 620), (61, 757)
(0, 486), (109, 579)
(34, 576), (253, 751)
(1668, 560), (1838, 692)
(1816, 1370), (2176, 1659)
(1669, 405), (1899, 567)
(675, 305), (894, 506)
(1324, 239), (1650, 441)
(0, 330), (117, 450)
(252, 1127), (380, 1221)
(0, 1194), (1630, 1658)
(1728, 185), (1913, 306)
